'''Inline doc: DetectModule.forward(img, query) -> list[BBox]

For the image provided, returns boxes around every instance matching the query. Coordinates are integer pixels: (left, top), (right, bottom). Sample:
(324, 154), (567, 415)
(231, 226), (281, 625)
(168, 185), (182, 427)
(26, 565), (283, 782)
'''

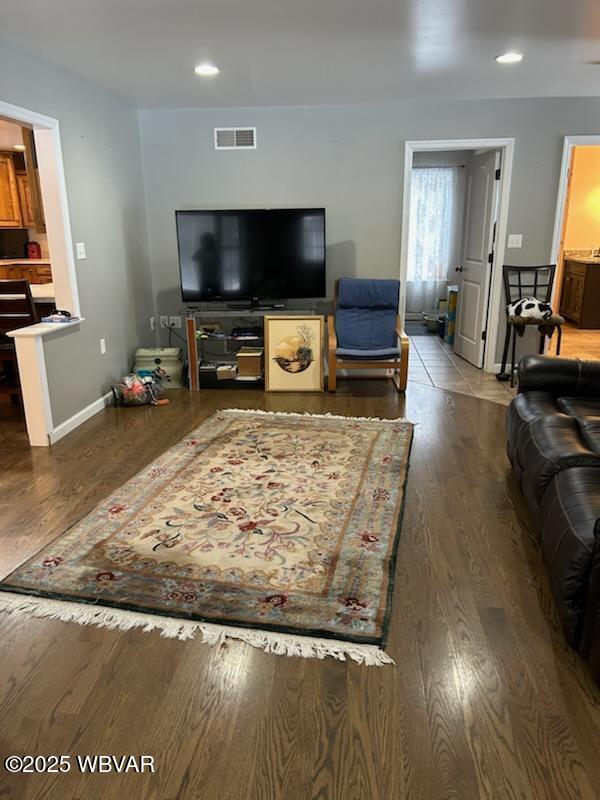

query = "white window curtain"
(407, 166), (460, 314)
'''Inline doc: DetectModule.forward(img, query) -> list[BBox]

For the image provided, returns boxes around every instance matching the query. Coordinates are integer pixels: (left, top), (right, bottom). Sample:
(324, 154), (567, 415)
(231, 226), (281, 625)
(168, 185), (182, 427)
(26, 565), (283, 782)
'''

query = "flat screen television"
(175, 208), (326, 304)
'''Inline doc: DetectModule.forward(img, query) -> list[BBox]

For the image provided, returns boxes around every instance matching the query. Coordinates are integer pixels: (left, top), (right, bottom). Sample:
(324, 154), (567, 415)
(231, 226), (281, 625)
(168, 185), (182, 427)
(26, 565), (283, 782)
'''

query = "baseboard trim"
(49, 391), (113, 445)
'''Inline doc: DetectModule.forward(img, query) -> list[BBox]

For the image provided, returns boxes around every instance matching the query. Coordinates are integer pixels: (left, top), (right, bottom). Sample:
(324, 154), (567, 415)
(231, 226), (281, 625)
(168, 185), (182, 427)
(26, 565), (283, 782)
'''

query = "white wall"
(0, 43), (154, 426)
(138, 98), (600, 362)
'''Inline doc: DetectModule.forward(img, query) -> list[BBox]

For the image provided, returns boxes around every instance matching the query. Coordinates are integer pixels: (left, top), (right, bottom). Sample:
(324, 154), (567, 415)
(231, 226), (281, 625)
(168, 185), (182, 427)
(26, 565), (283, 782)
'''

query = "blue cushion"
(337, 278), (400, 309)
(335, 278), (399, 350)
(336, 308), (397, 349)
(337, 347), (400, 360)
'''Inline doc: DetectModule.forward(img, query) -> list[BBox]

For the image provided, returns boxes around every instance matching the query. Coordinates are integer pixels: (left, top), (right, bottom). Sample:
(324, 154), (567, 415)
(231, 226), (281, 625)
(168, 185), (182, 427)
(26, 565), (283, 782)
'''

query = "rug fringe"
(222, 408), (408, 424)
(0, 592), (394, 667)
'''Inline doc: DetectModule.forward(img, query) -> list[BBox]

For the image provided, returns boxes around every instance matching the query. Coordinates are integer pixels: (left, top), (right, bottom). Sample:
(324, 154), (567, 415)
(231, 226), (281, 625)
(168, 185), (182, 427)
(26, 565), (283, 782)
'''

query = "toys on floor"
(111, 372), (169, 407)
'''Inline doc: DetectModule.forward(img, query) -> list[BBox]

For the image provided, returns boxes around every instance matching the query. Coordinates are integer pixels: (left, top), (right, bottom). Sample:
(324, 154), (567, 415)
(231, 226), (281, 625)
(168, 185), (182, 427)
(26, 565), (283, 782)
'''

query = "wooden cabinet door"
(560, 272), (573, 316)
(0, 155), (23, 228)
(16, 173), (35, 227)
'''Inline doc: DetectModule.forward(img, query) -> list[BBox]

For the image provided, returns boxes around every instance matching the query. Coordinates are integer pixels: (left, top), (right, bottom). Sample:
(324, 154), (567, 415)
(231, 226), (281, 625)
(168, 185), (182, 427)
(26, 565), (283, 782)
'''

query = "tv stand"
(185, 306), (316, 391)
(226, 299), (287, 311)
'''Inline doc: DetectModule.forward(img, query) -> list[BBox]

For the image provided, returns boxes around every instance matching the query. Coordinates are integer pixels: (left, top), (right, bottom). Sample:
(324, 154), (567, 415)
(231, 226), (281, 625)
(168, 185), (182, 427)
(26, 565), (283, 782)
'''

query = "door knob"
(455, 265), (463, 272)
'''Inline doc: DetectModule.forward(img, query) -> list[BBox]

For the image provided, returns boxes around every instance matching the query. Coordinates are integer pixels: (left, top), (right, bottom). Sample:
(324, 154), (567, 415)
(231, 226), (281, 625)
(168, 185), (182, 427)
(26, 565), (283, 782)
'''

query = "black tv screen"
(176, 208), (326, 302)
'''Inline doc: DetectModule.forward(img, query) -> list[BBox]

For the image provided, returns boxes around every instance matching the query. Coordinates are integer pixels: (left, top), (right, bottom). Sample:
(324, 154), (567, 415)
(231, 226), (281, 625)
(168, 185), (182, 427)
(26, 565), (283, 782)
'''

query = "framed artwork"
(264, 315), (324, 392)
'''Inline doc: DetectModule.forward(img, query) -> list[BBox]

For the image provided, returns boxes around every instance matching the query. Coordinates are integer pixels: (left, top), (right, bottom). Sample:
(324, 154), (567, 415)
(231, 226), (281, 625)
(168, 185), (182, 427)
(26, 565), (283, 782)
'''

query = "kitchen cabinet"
(0, 262), (52, 284)
(560, 259), (600, 328)
(16, 173), (36, 228)
(0, 154), (22, 228)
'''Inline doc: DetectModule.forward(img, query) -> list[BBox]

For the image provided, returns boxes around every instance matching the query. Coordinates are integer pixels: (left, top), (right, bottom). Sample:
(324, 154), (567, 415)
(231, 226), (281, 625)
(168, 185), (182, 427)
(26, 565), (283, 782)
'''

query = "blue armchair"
(327, 278), (409, 392)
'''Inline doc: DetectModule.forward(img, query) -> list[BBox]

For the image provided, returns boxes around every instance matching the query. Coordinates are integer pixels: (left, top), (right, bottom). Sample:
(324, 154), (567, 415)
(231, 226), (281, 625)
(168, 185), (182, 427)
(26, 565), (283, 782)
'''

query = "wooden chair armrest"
(327, 315), (338, 351)
(395, 315), (408, 342)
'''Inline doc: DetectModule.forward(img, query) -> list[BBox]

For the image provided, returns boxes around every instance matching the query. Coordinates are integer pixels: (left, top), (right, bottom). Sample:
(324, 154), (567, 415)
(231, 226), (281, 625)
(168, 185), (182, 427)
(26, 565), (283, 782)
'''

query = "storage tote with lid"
(133, 347), (183, 388)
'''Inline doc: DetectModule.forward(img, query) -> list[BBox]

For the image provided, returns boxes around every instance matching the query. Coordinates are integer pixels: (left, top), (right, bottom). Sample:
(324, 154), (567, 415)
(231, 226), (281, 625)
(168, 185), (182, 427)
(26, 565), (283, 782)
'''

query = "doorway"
(0, 99), (81, 446)
(550, 137), (600, 360)
(400, 138), (514, 376)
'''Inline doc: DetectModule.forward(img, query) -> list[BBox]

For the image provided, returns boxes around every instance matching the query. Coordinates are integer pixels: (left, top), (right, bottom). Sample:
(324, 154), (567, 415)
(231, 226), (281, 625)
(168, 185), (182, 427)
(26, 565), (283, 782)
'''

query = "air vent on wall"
(214, 127), (257, 150)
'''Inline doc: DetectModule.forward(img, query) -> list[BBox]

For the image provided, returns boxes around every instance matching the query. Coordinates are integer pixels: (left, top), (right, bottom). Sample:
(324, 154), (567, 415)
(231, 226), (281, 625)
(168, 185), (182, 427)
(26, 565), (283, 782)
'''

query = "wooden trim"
(396, 315), (409, 391)
(264, 315), (324, 392)
(327, 314), (337, 392)
(186, 317), (200, 391)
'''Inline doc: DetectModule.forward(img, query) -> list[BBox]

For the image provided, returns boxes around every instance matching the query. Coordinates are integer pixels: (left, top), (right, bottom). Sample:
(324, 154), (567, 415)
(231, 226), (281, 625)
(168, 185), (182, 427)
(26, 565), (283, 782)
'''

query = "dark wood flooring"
(0, 382), (599, 800)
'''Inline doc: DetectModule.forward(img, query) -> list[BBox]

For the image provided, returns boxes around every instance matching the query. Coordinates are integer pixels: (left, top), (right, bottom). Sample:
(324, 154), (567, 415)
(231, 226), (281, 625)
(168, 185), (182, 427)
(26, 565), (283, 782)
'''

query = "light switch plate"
(159, 315), (169, 329)
(150, 316), (155, 331)
(99, 338), (106, 355)
(507, 234), (523, 249)
(76, 242), (87, 260)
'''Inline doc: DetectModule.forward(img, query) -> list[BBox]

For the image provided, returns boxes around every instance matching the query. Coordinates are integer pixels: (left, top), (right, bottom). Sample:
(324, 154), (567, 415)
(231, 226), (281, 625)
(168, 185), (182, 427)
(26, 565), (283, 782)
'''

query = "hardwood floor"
(0, 382), (599, 800)
(548, 322), (600, 360)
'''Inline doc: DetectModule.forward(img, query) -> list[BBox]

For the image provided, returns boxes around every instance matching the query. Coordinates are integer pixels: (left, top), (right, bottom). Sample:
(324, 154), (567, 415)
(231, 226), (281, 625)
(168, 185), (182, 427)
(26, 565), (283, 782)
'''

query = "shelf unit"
(185, 307), (317, 391)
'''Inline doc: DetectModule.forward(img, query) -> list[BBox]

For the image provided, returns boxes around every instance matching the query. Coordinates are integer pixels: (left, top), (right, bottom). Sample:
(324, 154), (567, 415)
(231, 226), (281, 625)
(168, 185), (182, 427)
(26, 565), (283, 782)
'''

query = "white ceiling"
(2, 0), (600, 108)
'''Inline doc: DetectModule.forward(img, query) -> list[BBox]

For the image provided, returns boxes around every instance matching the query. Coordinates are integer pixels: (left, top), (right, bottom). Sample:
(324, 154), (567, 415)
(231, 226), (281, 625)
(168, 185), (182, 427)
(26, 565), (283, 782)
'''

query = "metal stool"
(497, 265), (563, 386)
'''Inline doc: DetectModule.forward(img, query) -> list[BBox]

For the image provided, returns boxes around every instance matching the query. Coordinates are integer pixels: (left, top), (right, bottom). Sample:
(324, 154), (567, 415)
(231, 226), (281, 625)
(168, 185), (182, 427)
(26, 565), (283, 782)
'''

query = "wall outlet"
(507, 234), (523, 249)
(76, 242), (87, 260)
(159, 315), (169, 328)
(150, 316), (155, 331)
(99, 338), (106, 355)
(169, 315), (182, 329)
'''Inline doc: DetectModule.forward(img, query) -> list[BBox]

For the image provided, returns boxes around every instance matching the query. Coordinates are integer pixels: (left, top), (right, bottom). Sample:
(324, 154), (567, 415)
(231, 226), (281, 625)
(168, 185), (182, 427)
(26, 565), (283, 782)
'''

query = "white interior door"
(453, 150), (501, 367)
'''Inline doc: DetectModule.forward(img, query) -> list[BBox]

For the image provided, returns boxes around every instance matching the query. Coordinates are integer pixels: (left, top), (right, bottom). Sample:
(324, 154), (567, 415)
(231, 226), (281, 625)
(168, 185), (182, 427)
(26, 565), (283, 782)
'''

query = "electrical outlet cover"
(169, 315), (182, 329)
(507, 234), (523, 249)
(76, 242), (87, 259)
(159, 316), (169, 328)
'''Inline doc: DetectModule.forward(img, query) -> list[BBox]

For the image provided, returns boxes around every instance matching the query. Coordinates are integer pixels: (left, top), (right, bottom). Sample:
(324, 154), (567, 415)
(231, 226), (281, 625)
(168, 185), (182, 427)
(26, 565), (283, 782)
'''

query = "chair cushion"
(336, 346), (400, 360)
(335, 279), (400, 351)
(337, 278), (399, 309)
(508, 314), (564, 326)
(336, 307), (397, 350)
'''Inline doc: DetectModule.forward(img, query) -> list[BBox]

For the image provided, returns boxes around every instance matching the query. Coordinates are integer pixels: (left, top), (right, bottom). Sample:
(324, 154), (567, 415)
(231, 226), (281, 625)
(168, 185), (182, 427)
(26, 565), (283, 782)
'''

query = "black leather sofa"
(506, 355), (600, 685)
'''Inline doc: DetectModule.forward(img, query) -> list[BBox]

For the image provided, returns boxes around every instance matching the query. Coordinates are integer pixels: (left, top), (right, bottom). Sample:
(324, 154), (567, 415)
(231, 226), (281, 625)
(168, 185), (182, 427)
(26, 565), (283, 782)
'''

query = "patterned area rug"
(0, 409), (413, 665)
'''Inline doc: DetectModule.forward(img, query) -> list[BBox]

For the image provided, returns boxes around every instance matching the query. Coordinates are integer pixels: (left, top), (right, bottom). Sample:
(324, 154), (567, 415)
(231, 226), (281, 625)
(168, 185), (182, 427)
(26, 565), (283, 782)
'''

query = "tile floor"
(407, 335), (517, 405)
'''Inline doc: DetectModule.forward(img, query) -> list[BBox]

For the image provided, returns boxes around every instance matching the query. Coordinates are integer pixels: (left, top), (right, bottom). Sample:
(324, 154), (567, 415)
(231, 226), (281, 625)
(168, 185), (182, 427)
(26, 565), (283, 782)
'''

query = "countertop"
(0, 258), (51, 265)
(564, 255), (600, 265)
(30, 283), (55, 303)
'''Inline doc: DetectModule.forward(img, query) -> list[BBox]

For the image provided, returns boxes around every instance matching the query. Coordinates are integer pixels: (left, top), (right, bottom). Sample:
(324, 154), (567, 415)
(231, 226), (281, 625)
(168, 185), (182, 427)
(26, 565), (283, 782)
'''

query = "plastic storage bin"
(133, 347), (183, 389)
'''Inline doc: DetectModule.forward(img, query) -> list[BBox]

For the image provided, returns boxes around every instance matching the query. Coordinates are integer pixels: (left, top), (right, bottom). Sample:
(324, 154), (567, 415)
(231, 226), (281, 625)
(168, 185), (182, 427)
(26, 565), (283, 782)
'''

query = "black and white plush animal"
(507, 296), (553, 321)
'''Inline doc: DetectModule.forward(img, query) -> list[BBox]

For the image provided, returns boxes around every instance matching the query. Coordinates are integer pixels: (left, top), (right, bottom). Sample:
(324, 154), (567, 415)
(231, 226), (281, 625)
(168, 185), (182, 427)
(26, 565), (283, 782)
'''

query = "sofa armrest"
(518, 355), (600, 397)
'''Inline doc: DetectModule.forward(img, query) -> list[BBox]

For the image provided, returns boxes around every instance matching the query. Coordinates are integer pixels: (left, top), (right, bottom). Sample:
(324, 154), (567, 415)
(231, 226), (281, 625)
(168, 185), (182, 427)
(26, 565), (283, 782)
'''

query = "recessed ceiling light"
(194, 63), (220, 77)
(496, 52), (524, 64)
(13, 144), (26, 151)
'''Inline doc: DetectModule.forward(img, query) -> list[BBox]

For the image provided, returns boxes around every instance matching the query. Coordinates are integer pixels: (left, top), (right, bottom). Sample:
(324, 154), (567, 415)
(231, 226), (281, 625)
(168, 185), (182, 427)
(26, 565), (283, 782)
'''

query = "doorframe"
(0, 99), (80, 316)
(0, 99), (82, 446)
(549, 134), (600, 311)
(400, 137), (515, 373)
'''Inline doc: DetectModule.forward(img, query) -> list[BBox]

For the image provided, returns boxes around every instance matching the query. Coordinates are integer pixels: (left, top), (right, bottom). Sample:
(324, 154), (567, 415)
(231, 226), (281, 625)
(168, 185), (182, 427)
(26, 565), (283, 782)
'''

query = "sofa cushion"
(506, 392), (567, 472)
(538, 467), (600, 647)
(556, 397), (600, 456)
(517, 416), (600, 507)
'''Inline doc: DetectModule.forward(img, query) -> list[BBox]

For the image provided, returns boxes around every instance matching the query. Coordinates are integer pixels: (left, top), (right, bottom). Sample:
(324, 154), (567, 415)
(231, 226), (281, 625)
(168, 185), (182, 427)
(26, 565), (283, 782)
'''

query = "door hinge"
(481, 331), (487, 341)
(488, 252), (494, 264)
(495, 168), (501, 180)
